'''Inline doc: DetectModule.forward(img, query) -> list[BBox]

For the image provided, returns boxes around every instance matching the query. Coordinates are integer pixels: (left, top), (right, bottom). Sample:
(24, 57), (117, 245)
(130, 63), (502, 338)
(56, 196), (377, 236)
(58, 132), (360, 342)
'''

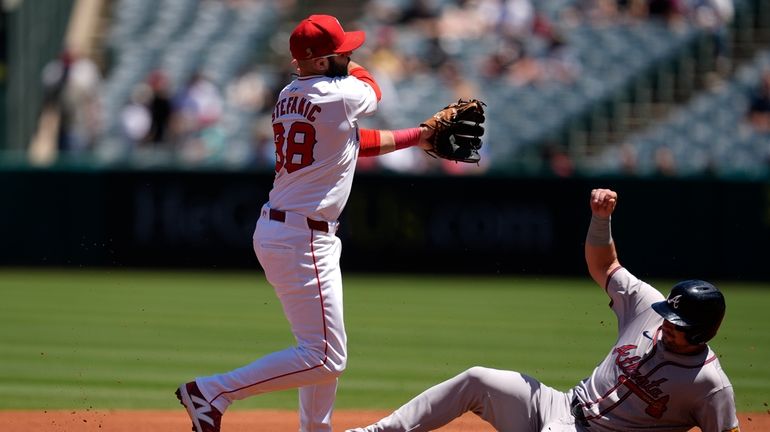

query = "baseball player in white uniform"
(176, 14), (434, 432)
(348, 188), (740, 432)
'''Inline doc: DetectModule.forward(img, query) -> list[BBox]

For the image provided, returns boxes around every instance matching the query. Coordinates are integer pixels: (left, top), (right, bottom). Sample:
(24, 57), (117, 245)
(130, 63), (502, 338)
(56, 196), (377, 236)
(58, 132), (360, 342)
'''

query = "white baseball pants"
(197, 205), (346, 432)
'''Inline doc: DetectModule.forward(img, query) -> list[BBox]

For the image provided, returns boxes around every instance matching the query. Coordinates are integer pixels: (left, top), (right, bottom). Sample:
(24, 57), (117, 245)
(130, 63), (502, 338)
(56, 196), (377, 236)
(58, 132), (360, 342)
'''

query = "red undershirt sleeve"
(358, 128), (381, 157)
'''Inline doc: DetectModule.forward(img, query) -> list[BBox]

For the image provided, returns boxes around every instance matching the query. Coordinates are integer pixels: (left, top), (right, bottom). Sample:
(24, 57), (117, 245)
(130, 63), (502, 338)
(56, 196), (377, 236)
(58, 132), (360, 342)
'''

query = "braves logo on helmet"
(667, 295), (683, 309)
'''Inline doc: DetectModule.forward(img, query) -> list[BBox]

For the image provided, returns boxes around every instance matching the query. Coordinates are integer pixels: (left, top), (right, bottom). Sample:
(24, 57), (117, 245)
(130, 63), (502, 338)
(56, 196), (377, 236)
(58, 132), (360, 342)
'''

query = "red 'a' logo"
(613, 345), (670, 418)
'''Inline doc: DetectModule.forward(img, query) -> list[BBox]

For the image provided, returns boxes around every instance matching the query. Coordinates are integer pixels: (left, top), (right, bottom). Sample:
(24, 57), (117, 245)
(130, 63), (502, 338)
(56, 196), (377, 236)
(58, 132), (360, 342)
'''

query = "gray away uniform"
(350, 267), (739, 432)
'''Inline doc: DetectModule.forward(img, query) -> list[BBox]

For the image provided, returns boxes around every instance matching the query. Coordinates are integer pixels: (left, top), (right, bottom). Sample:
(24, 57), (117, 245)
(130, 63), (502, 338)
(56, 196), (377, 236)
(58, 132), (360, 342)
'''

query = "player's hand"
(590, 188), (617, 218)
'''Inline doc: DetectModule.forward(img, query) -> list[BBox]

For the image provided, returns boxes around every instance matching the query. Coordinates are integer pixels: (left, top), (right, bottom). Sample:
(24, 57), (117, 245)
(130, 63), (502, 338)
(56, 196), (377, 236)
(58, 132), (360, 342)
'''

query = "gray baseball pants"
(348, 366), (582, 432)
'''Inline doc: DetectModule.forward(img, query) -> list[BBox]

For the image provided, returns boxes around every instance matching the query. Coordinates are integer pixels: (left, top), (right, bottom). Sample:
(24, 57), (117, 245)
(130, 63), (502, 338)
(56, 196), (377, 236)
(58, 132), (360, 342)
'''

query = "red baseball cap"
(289, 14), (365, 60)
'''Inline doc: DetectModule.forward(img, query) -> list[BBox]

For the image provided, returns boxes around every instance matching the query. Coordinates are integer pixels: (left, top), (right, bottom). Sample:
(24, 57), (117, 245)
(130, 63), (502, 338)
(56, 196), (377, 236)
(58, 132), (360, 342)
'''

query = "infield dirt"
(1, 410), (767, 431)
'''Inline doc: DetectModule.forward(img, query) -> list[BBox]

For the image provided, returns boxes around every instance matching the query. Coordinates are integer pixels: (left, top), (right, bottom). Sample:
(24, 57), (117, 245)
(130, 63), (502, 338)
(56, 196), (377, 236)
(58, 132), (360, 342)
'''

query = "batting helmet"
(651, 280), (726, 345)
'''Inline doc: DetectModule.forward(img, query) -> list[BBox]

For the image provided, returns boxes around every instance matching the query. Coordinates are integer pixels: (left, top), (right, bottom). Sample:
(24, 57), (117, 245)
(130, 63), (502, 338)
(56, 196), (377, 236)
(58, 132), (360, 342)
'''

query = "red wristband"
(359, 128), (381, 157)
(392, 127), (421, 150)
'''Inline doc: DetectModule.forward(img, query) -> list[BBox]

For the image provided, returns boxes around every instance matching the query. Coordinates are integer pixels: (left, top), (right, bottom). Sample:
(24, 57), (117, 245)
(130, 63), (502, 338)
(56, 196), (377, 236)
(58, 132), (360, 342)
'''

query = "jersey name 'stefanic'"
(571, 267), (739, 432)
(269, 74), (378, 222)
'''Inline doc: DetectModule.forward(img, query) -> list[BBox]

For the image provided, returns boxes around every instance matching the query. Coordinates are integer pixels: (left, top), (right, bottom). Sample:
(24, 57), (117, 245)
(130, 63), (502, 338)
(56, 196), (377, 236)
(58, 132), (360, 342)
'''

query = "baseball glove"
(421, 99), (486, 163)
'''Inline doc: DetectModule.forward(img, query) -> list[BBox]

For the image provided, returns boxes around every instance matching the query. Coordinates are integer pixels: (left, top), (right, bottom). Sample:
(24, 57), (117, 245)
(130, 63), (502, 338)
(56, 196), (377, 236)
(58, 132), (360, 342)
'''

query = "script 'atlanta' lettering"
(272, 96), (322, 122)
(614, 345), (670, 418)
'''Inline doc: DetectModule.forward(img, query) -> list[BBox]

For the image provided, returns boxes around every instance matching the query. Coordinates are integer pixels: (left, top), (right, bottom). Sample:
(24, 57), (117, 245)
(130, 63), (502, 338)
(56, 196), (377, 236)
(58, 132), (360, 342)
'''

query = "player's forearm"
(585, 215), (620, 288)
(586, 243), (619, 287)
(359, 128), (426, 157)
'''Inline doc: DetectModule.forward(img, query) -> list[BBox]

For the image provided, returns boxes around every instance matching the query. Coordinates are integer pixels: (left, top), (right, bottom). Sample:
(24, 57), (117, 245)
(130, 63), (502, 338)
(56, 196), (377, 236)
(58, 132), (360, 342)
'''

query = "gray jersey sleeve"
(692, 383), (740, 432)
(605, 268), (665, 330)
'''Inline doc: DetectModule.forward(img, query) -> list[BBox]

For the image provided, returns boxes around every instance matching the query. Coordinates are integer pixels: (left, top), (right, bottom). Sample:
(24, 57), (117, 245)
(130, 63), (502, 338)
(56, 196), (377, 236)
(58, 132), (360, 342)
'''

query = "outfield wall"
(2, 169), (769, 280)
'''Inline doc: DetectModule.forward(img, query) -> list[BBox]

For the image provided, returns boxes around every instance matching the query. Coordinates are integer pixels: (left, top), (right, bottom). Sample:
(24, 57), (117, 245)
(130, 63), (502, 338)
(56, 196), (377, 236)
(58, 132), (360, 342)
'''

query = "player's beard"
(324, 57), (349, 78)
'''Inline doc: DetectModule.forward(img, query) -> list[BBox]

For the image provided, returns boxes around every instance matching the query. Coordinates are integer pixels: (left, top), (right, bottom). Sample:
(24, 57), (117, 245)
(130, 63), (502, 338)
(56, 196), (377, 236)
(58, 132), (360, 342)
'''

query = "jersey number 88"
(273, 122), (317, 173)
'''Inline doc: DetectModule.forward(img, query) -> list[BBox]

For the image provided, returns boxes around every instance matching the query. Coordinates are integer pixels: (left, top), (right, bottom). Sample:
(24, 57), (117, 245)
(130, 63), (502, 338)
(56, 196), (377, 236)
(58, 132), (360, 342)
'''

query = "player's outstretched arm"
(358, 127), (432, 157)
(585, 188), (621, 288)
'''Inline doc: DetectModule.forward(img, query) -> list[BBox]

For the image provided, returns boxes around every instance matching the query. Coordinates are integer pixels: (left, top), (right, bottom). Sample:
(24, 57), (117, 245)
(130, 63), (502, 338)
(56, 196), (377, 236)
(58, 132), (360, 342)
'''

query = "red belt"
(269, 208), (330, 233)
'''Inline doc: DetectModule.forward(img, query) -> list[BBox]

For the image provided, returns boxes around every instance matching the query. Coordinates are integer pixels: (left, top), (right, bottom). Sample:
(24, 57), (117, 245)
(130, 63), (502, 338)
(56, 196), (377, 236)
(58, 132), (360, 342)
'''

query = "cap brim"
(335, 30), (365, 53)
(651, 301), (690, 327)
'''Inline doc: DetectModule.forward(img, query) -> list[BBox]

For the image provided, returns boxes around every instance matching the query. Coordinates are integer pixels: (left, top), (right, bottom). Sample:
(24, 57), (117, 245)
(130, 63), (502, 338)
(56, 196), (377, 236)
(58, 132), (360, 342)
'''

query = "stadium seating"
(99, 0), (281, 165)
(94, 0), (768, 176)
(591, 49), (770, 178)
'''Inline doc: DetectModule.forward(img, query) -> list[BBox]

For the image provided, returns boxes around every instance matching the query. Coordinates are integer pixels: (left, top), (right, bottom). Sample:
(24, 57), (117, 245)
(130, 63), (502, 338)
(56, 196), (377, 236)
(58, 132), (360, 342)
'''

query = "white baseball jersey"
(194, 72), (379, 432)
(572, 267), (739, 432)
(269, 73), (378, 221)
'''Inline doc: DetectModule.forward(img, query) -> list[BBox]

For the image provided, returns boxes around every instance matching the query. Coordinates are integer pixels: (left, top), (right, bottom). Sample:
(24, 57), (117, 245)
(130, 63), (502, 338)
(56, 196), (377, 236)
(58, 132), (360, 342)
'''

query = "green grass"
(0, 269), (768, 412)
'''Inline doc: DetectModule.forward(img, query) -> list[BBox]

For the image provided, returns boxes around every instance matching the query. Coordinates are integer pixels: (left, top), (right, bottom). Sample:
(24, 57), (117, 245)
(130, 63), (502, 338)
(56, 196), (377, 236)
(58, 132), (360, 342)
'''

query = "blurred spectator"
(439, 60), (479, 99)
(64, 53), (103, 152)
(536, 31), (581, 84)
(437, 0), (487, 41)
(398, 0), (441, 24)
(226, 65), (271, 113)
(175, 72), (223, 127)
(580, 0), (624, 24)
(507, 49), (542, 86)
(369, 26), (408, 81)
(477, 0), (535, 42)
(531, 13), (555, 39)
(747, 70), (770, 133)
(480, 38), (525, 79)
(618, 142), (639, 175)
(369, 0), (409, 24)
(565, 0), (647, 26)
(654, 146), (677, 175)
(646, 0), (687, 28)
(120, 83), (152, 146)
(145, 70), (174, 145)
(424, 35), (451, 70)
(30, 49), (103, 164)
(214, 66), (274, 167)
(687, 0), (734, 76)
(171, 72), (224, 147)
(540, 143), (575, 177)
(622, 0), (652, 18)
(37, 51), (72, 151)
(505, 32), (580, 86)
(178, 123), (227, 165)
(368, 62), (405, 131)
